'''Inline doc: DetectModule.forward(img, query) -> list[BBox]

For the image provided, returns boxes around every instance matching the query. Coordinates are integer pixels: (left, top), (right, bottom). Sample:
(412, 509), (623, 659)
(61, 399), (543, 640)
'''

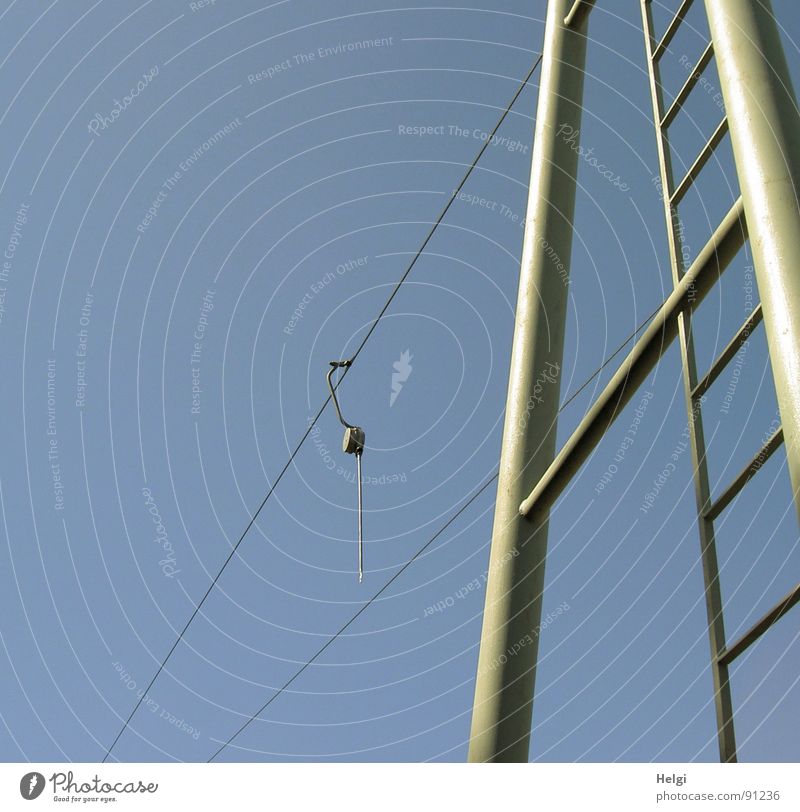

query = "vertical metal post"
(468, 0), (588, 762)
(705, 0), (800, 520)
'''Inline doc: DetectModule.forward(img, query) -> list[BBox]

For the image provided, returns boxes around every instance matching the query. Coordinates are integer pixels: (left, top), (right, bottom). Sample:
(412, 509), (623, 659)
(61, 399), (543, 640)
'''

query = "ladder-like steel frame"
(641, 0), (739, 763)
(640, 0), (800, 762)
(472, 0), (800, 762)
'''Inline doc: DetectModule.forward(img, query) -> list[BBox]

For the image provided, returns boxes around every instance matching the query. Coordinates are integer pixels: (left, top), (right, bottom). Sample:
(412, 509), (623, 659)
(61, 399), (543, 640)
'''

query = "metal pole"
(356, 451), (363, 583)
(705, 0), (800, 520)
(468, 0), (589, 762)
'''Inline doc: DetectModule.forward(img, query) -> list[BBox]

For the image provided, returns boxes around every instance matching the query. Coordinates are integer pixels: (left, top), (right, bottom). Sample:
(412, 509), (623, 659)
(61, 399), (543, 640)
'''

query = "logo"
(20, 772), (45, 800)
(390, 349), (413, 407)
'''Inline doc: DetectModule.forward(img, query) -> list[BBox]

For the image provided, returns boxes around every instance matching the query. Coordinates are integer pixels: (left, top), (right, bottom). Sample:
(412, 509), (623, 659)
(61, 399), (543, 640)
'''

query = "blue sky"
(0, 0), (798, 763)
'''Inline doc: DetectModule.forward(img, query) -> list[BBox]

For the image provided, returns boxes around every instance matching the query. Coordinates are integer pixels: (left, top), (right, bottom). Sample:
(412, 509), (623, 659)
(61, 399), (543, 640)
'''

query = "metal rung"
(653, 0), (695, 62)
(704, 427), (784, 522)
(718, 582), (800, 666)
(692, 304), (763, 401)
(564, 0), (595, 28)
(671, 116), (729, 206)
(661, 41), (715, 129)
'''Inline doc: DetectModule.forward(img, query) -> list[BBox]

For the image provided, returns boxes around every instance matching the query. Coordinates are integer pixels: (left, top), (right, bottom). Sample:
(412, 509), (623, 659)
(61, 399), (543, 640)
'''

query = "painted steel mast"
(704, 0), (800, 518)
(468, 0), (591, 762)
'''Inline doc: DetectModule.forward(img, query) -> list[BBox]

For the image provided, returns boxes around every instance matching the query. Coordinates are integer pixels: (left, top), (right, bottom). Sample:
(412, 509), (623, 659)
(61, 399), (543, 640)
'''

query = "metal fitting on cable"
(327, 360), (366, 581)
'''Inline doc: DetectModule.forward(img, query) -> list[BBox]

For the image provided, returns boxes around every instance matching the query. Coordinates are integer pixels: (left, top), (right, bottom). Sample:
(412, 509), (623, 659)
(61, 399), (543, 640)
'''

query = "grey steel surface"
(468, 0), (589, 762)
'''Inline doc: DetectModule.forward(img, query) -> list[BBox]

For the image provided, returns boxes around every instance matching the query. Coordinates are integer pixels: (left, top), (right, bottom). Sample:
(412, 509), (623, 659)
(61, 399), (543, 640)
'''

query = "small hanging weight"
(342, 426), (365, 455)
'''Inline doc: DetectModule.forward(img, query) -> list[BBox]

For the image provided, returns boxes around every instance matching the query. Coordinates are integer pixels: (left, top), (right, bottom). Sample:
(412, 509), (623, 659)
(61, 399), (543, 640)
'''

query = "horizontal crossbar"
(653, 0), (696, 62)
(671, 116), (730, 206)
(661, 41), (715, 129)
(718, 582), (800, 666)
(692, 303), (763, 401)
(704, 426), (783, 522)
(519, 198), (747, 518)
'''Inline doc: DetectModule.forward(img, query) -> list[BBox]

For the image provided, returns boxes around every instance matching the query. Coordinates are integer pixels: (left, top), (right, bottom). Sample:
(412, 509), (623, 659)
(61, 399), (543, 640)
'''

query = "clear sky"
(0, 0), (798, 763)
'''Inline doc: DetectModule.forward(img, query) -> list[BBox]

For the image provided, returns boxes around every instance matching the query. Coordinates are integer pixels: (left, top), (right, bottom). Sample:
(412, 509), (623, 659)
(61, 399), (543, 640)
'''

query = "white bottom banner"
(1, 763), (796, 811)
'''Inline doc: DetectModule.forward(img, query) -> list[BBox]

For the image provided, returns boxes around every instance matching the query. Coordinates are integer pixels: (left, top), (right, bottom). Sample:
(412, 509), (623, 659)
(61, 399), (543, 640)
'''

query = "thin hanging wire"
(206, 302), (664, 761)
(102, 54), (544, 763)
